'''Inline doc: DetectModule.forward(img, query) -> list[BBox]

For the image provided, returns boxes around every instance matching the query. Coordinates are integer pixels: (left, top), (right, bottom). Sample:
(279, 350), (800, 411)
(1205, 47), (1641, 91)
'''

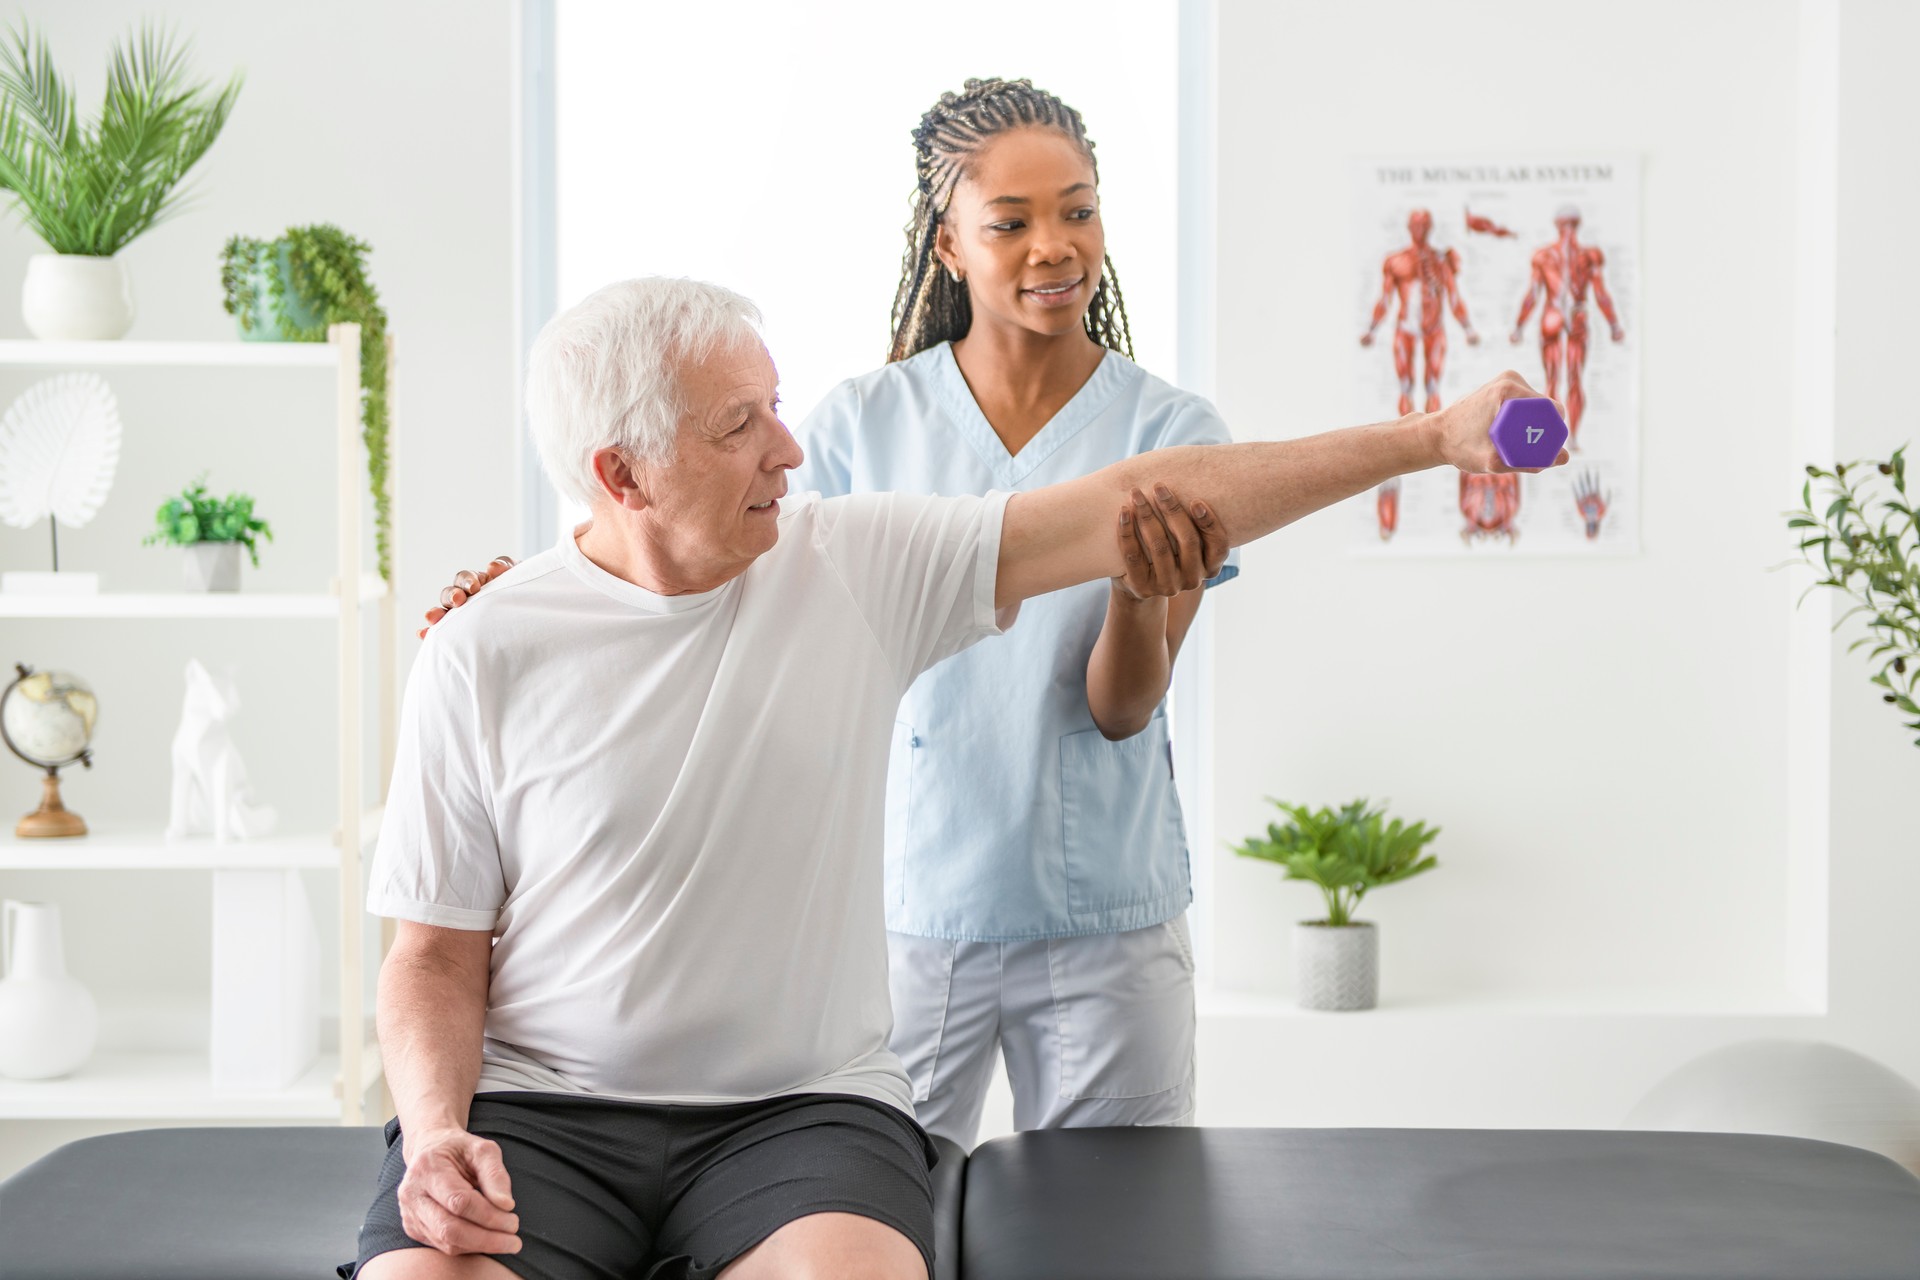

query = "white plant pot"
(1293, 920), (1379, 1011)
(183, 542), (242, 592)
(0, 900), (99, 1080)
(21, 254), (135, 341)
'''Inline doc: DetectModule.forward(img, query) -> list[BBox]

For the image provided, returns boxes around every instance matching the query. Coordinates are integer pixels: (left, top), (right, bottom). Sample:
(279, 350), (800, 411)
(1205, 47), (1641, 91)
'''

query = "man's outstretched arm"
(997, 371), (1561, 609)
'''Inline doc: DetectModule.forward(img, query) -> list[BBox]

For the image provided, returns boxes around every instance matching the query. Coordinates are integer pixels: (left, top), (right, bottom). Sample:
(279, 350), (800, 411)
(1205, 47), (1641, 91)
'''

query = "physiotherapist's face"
(937, 126), (1104, 343)
(638, 339), (801, 580)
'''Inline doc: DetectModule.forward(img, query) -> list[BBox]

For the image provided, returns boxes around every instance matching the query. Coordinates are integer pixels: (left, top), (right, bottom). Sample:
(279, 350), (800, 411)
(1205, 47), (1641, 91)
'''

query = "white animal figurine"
(166, 660), (277, 843)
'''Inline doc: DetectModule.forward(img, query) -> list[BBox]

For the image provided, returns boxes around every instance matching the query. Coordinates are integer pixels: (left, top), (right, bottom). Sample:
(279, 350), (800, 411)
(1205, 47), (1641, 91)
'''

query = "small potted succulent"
(143, 478), (271, 592)
(1232, 798), (1440, 1011)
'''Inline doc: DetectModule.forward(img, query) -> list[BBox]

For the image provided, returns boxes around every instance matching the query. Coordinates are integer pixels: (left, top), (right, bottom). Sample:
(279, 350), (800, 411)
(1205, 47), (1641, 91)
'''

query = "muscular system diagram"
(1351, 157), (1639, 554)
(1510, 205), (1624, 449)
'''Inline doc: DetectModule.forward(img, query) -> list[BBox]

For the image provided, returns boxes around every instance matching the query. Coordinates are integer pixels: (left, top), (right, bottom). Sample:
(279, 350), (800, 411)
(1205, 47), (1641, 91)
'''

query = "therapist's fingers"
(1115, 505), (1154, 599)
(1191, 499), (1230, 580)
(1149, 484), (1205, 592)
(1130, 488), (1180, 595)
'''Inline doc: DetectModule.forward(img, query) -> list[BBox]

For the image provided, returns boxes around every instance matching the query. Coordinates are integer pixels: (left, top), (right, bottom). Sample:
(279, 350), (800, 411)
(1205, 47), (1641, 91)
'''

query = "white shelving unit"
(0, 328), (397, 1125)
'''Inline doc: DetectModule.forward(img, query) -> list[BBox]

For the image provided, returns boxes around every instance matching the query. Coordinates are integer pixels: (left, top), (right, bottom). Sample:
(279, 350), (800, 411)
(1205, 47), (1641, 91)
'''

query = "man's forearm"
(378, 939), (489, 1154)
(1000, 413), (1438, 607)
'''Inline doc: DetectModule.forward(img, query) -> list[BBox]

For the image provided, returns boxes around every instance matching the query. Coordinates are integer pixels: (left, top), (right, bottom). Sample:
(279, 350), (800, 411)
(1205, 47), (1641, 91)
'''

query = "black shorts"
(339, 1091), (937, 1280)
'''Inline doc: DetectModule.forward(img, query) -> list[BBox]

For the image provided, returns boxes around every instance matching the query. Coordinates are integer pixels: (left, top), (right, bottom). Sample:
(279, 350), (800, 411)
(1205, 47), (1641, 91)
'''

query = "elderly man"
(346, 278), (1560, 1280)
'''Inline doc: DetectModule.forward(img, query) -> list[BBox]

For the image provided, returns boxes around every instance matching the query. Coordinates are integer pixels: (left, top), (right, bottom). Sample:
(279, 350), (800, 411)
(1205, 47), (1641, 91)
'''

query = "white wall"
(0, 0), (518, 1176)
(1196, 0), (1920, 1128)
(1, 0), (1914, 1181)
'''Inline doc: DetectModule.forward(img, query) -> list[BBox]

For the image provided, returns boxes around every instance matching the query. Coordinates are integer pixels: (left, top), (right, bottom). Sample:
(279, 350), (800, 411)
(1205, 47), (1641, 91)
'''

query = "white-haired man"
(346, 278), (1562, 1280)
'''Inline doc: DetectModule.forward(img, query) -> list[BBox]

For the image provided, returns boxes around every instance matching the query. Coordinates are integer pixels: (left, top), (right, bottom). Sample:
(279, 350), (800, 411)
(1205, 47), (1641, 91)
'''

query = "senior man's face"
(642, 339), (801, 578)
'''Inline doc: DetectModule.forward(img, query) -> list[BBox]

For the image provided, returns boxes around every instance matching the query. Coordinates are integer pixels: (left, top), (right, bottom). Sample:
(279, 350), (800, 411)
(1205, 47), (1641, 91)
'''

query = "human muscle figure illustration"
(1361, 209), (1480, 416)
(1510, 205), (1624, 447)
(1460, 473), (1521, 544)
(1376, 477), (1400, 541)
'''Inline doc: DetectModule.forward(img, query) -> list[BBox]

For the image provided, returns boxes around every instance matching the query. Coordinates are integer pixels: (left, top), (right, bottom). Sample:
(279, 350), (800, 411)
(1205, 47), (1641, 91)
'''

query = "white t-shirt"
(367, 490), (1011, 1112)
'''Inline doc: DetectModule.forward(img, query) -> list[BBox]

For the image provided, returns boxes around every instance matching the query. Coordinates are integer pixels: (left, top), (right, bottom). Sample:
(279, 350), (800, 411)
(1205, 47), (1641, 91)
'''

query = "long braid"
(888, 77), (1135, 364)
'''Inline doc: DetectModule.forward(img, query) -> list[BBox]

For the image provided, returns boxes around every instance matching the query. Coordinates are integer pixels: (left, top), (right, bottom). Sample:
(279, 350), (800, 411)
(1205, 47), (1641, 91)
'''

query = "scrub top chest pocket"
(1057, 712), (1188, 917)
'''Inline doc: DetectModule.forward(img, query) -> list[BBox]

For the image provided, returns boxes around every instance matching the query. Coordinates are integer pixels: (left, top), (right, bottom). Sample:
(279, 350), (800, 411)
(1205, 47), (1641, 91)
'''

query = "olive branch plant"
(220, 225), (391, 581)
(0, 22), (241, 256)
(1789, 447), (1920, 747)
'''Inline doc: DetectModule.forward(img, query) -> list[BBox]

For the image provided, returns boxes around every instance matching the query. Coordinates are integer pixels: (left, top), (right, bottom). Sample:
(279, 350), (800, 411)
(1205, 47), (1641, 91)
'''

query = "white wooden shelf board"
(0, 574), (387, 618)
(0, 812), (382, 870)
(0, 339), (338, 368)
(0, 1048), (378, 1120)
(1197, 982), (1824, 1020)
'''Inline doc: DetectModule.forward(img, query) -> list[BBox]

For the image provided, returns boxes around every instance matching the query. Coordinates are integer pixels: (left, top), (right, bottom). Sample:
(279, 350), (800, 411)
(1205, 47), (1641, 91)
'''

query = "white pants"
(886, 916), (1197, 1149)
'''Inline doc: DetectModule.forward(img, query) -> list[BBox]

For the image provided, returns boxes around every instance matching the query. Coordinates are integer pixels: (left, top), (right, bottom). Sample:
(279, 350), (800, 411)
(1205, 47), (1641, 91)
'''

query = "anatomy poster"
(1352, 156), (1640, 555)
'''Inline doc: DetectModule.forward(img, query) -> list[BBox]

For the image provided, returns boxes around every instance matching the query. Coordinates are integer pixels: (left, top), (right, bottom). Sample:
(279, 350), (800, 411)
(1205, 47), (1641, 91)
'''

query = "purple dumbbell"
(1488, 397), (1568, 469)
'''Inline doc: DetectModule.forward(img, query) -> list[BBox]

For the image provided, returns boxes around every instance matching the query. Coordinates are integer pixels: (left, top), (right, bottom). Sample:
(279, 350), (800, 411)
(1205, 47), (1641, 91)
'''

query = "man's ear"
(590, 447), (650, 512)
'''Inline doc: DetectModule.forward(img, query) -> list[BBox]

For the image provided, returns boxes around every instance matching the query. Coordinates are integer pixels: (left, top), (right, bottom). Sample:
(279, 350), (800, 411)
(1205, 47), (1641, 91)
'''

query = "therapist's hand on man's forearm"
(996, 370), (1563, 608)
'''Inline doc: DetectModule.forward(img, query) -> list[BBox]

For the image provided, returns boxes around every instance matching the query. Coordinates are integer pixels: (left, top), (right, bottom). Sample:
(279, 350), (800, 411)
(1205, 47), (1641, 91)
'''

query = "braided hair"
(889, 77), (1135, 364)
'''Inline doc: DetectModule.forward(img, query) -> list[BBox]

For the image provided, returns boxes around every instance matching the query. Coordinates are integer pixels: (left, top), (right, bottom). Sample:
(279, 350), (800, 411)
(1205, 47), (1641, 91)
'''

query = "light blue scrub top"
(790, 342), (1239, 941)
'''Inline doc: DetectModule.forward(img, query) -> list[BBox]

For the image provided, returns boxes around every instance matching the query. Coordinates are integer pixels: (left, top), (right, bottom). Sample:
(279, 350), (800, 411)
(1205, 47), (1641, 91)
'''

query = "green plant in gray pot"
(218, 225), (391, 581)
(1790, 447), (1919, 748)
(0, 23), (241, 339)
(1232, 799), (1439, 1011)
(143, 477), (271, 592)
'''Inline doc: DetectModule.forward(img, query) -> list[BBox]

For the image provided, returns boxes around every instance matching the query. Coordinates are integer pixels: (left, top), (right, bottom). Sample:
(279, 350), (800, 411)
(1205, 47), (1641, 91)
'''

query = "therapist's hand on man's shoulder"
(395, 1123), (523, 1257)
(420, 556), (517, 637)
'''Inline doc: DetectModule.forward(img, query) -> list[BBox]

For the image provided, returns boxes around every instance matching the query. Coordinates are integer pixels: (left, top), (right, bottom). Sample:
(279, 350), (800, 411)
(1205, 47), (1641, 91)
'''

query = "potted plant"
(1231, 798), (1440, 1011)
(1790, 449), (1919, 747)
(0, 23), (241, 340)
(219, 226), (390, 581)
(143, 477), (271, 592)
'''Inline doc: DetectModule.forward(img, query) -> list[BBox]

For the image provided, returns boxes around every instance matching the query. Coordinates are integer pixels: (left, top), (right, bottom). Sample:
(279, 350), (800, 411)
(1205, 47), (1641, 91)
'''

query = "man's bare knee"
(355, 1247), (520, 1280)
(719, 1211), (926, 1280)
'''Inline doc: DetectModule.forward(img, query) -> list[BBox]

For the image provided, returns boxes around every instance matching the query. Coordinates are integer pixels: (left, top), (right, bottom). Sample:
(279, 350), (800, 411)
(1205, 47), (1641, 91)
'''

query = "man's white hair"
(527, 277), (764, 507)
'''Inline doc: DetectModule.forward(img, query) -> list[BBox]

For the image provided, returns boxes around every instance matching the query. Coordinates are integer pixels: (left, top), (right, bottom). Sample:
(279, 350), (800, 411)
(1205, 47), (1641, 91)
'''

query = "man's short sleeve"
(787, 379), (859, 500)
(1159, 397), (1242, 589)
(814, 490), (1013, 687)
(365, 639), (505, 931)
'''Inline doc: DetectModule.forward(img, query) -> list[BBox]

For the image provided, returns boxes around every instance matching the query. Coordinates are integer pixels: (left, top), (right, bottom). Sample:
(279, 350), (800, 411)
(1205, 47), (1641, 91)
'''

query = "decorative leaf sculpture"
(0, 372), (121, 532)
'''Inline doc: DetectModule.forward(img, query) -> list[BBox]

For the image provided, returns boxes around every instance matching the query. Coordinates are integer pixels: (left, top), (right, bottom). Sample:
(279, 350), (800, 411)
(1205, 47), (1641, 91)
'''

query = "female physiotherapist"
(422, 78), (1236, 1148)
(786, 78), (1239, 1146)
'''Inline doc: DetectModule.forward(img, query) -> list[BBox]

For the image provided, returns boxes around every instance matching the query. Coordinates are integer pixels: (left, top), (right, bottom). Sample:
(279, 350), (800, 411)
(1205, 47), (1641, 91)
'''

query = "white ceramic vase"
(183, 542), (242, 592)
(0, 900), (99, 1079)
(21, 253), (135, 341)
(1293, 920), (1379, 1011)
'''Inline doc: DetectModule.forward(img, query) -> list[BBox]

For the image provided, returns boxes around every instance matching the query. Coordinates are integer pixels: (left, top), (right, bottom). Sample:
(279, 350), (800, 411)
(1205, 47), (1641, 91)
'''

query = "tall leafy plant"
(0, 23), (241, 256)
(1790, 448), (1919, 747)
(220, 225), (391, 581)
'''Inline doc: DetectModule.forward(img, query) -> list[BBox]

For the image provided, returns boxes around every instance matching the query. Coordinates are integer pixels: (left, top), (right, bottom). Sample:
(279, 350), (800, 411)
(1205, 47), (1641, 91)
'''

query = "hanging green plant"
(218, 224), (391, 581)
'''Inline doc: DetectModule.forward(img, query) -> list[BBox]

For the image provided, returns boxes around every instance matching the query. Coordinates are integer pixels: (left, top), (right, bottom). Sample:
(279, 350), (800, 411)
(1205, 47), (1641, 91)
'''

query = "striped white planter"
(1293, 921), (1379, 1011)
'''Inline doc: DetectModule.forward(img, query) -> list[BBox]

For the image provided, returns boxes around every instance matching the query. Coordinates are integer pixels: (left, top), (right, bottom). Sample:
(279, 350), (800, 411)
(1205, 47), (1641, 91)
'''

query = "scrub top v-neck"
(790, 342), (1239, 941)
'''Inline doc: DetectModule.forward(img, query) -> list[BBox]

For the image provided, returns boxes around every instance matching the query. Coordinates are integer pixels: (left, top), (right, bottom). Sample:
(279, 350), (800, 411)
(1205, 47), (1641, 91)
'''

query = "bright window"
(547, 0), (1182, 532)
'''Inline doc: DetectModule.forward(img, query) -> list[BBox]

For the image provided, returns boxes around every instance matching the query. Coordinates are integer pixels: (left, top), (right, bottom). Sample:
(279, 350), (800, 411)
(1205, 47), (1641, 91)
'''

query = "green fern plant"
(1231, 799), (1440, 927)
(220, 225), (391, 581)
(0, 22), (241, 255)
